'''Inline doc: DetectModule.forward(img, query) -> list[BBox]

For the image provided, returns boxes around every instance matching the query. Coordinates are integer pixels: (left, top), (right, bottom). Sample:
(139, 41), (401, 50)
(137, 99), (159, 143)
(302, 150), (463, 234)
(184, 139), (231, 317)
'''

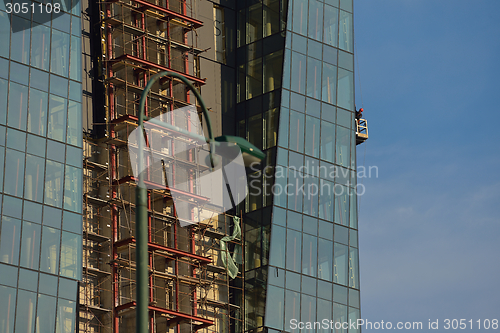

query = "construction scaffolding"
(80, 1), (245, 332)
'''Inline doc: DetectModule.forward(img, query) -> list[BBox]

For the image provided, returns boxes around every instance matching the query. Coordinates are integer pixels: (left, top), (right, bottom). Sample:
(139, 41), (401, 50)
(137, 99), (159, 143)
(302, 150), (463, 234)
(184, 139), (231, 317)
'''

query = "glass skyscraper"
(0, 2), (83, 333)
(234, 0), (360, 332)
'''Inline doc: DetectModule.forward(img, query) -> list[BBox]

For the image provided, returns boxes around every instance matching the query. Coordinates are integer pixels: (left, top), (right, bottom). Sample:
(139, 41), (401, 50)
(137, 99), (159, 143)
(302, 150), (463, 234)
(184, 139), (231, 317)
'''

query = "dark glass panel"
(320, 121), (335, 163)
(303, 176), (319, 217)
(263, 51), (283, 93)
(0, 79), (7, 124)
(269, 225), (286, 268)
(0, 12), (10, 59)
(289, 110), (304, 153)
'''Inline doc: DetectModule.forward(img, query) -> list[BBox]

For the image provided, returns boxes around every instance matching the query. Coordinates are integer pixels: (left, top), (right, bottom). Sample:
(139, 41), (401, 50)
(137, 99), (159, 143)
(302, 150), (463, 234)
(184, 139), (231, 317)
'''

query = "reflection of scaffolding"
(80, 1), (244, 332)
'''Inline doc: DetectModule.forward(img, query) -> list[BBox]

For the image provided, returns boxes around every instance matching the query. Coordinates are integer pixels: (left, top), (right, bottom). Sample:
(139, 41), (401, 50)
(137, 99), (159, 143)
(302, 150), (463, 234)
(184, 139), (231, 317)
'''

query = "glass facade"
(237, 0), (360, 332)
(0, 2), (83, 333)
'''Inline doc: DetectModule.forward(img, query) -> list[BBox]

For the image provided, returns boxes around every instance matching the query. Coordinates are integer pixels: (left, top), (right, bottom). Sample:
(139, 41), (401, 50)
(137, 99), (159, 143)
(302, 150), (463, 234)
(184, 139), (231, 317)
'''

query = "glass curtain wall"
(265, 0), (360, 332)
(0, 3), (83, 333)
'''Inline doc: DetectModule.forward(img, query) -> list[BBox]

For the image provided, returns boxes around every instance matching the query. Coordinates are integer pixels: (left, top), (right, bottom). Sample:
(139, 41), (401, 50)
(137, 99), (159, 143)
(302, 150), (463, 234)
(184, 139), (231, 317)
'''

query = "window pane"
(45, 160), (64, 208)
(306, 57), (321, 99)
(289, 110), (304, 153)
(286, 229), (301, 272)
(4, 149), (25, 197)
(27, 134), (46, 158)
(320, 121), (335, 163)
(333, 303), (348, 333)
(28, 89), (48, 136)
(265, 286), (284, 330)
(246, 3), (262, 44)
(30, 68), (49, 92)
(300, 294), (316, 325)
(308, 0), (323, 41)
(37, 294), (57, 333)
(292, 0), (308, 36)
(336, 125), (350, 166)
(0, 285), (16, 333)
(47, 140), (66, 163)
(269, 225), (285, 268)
(318, 179), (334, 221)
(278, 107), (289, 148)
(38, 273), (58, 296)
(8, 83), (28, 130)
(20, 221), (41, 269)
(284, 290), (300, 332)
(349, 247), (359, 288)
(11, 16), (31, 64)
(290, 52), (306, 94)
(303, 176), (318, 217)
(246, 58), (262, 99)
(302, 233), (317, 276)
(0, 263), (18, 287)
(15, 290), (36, 333)
(0, 12), (10, 59)
(322, 63), (337, 105)
(10, 62), (30, 86)
(282, 49), (291, 90)
(50, 74), (68, 98)
(55, 299), (76, 333)
(58, 277), (78, 300)
(264, 51), (283, 93)
(263, 0), (280, 37)
(51, 30), (70, 76)
(317, 299), (333, 333)
(31, 25), (51, 71)
(318, 238), (333, 281)
(247, 113), (263, 150)
(25, 155), (45, 203)
(47, 95), (67, 142)
(305, 116), (320, 158)
(0, 78), (7, 125)
(64, 167), (82, 212)
(324, 5), (339, 47)
(69, 36), (82, 81)
(0, 217), (21, 265)
(264, 108), (278, 149)
(287, 170), (303, 211)
(6, 128), (26, 151)
(334, 243), (348, 285)
(334, 184), (349, 225)
(40, 226), (60, 274)
(339, 10), (353, 52)
(337, 68), (354, 110)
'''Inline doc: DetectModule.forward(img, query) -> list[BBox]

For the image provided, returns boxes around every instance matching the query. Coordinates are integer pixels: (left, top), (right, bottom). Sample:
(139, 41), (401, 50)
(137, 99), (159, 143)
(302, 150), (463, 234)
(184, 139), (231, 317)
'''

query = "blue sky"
(354, 0), (500, 331)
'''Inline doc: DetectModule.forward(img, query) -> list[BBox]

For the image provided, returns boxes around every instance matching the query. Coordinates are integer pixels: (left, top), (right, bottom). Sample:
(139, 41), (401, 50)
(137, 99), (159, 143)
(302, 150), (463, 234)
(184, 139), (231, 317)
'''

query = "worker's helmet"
(359, 108), (364, 112)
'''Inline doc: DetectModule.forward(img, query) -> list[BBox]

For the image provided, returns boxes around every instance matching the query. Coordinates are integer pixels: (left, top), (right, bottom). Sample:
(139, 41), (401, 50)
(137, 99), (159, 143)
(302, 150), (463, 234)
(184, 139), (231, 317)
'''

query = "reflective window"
(282, 49), (291, 90)
(349, 307), (361, 333)
(318, 238), (333, 281)
(302, 233), (317, 276)
(306, 57), (322, 99)
(52, 12), (71, 32)
(50, 74), (68, 98)
(58, 277), (78, 300)
(336, 125), (350, 166)
(47, 140), (66, 163)
(11, 16), (31, 64)
(6, 128), (26, 151)
(339, 10), (353, 52)
(62, 211), (82, 234)
(269, 225), (286, 268)
(20, 221), (41, 269)
(50, 30), (70, 76)
(307, 39), (322, 60)
(286, 229), (301, 272)
(31, 25), (51, 71)
(303, 215), (318, 235)
(47, 95), (67, 142)
(0, 217), (21, 265)
(333, 284), (348, 304)
(290, 52), (306, 94)
(55, 299), (76, 333)
(23, 201), (42, 224)
(27, 134), (46, 158)
(324, 5), (339, 47)
(0, 285), (16, 333)
(308, 0), (323, 41)
(302, 275), (316, 295)
(290, 92), (305, 113)
(333, 303), (348, 333)
(263, 0), (280, 37)
(7, 83), (28, 130)
(24, 155), (45, 203)
(18, 268), (38, 292)
(268, 266), (285, 287)
(320, 121), (335, 163)
(68, 81), (82, 102)
(65, 145), (81, 168)
(43, 206), (62, 229)
(301, 294), (316, 326)
(337, 68), (354, 110)
(248, 113), (263, 149)
(291, 33), (307, 54)
(287, 170), (303, 211)
(264, 108), (278, 149)
(246, 3), (262, 44)
(72, 16), (82, 36)
(0, 12), (10, 59)
(30, 68), (49, 92)
(273, 166), (288, 207)
(288, 151), (303, 171)
(40, 226), (60, 274)
(264, 51), (283, 93)
(0, 263), (18, 287)
(38, 273), (58, 296)
(303, 177), (318, 217)
(285, 270), (301, 292)
(292, 0), (308, 36)
(318, 179), (334, 221)
(265, 285), (284, 330)
(278, 107), (289, 148)
(349, 247), (359, 288)
(317, 299), (332, 333)
(318, 220), (333, 240)
(246, 58), (262, 99)
(37, 294), (57, 333)
(322, 63), (337, 105)
(287, 211), (302, 231)
(350, 193), (358, 229)
(28, 89), (48, 136)
(45, 160), (64, 208)
(334, 185), (349, 225)
(70, 36), (82, 81)
(10, 62), (30, 86)
(284, 290), (300, 332)
(334, 243), (348, 285)
(323, 45), (337, 65)
(305, 116), (320, 158)
(338, 50), (354, 71)
(334, 224), (349, 245)
(289, 110), (304, 152)
(3, 196), (22, 218)
(4, 149), (25, 197)
(0, 79), (7, 124)
(349, 288), (360, 308)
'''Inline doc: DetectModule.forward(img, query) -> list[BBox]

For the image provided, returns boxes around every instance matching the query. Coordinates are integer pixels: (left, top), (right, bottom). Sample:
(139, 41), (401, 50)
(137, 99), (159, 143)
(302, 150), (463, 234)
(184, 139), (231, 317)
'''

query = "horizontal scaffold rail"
(113, 237), (212, 264)
(108, 0), (203, 28)
(108, 54), (206, 85)
(115, 301), (214, 330)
